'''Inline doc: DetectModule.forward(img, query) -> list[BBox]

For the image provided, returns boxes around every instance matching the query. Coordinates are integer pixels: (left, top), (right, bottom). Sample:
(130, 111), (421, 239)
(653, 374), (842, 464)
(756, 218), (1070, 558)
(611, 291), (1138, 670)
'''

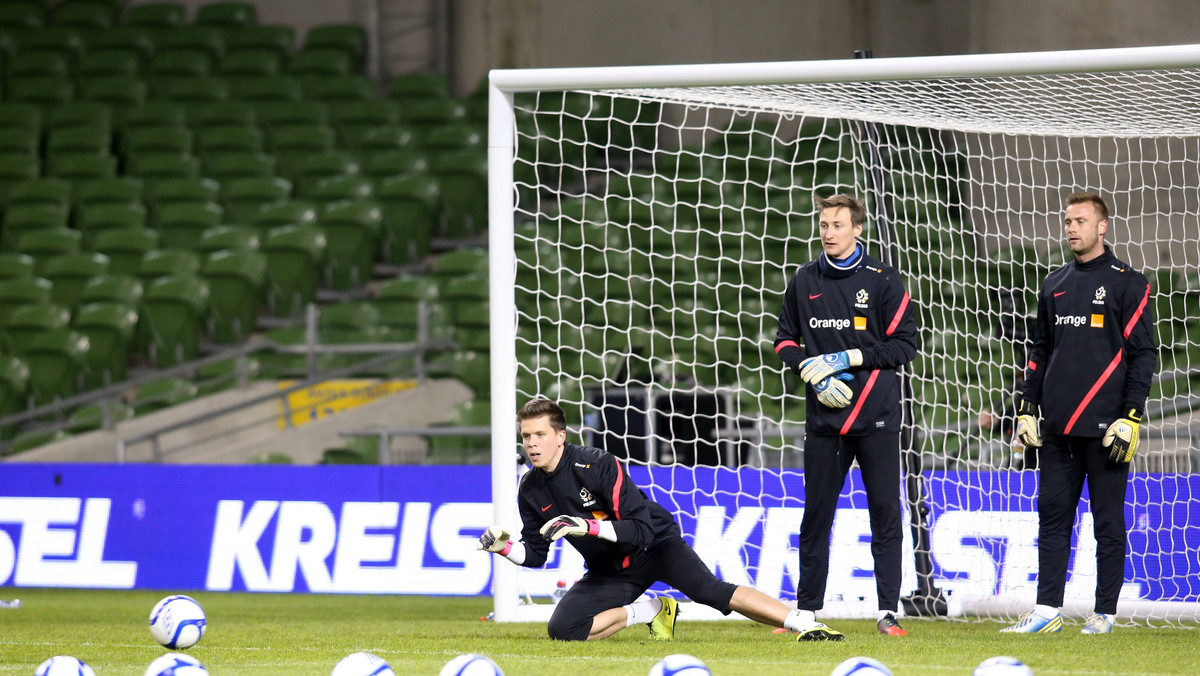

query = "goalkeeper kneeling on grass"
(773, 193), (918, 640)
(1004, 192), (1157, 635)
(479, 397), (816, 641)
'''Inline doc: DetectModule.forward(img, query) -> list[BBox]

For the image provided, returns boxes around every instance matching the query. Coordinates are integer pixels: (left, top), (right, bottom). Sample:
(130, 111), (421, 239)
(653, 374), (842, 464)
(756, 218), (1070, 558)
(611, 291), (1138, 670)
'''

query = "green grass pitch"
(0, 589), (1197, 675)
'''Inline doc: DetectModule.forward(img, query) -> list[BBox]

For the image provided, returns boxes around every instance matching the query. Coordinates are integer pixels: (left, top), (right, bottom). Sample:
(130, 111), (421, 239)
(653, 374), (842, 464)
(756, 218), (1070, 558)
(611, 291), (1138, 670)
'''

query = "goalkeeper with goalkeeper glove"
(773, 194), (918, 639)
(1002, 192), (1157, 636)
(479, 397), (819, 641)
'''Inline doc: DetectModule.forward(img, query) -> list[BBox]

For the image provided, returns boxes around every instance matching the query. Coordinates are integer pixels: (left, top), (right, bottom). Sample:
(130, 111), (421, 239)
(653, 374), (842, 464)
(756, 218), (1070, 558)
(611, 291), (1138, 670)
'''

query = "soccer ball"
(35, 656), (96, 676)
(331, 652), (396, 676)
(439, 654), (505, 676)
(149, 595), (207, 649)
(145, 653), (209, 676)
(648, 654), (711, 676)
(973, 656), (1034, 675)
(830, 657), (894, 676)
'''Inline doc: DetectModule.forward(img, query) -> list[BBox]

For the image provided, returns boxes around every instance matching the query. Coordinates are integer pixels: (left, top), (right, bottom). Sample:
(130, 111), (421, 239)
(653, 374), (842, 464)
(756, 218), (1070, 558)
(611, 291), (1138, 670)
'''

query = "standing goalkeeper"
(479, 397), (816, 641)
(774, 194), (918, 640)
(1004, 192), (1156, 635)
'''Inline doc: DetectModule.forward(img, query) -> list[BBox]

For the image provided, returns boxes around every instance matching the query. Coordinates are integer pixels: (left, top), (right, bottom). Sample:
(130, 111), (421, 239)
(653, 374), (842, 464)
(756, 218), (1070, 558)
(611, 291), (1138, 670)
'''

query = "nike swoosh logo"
(1054, 291), (1067, 297)
(809, 293), (822, 300)
(541, 504), (553, 512)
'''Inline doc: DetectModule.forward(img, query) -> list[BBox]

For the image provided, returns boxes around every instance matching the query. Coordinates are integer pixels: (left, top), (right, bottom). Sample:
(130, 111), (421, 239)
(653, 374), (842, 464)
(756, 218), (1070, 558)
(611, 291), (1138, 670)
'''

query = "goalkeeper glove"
(1015, 399), (1042, 448)
(477, 526), (512, 553)
(539, 515), (600, 542)
(1102, 409), (1143, 464)
(813, 373), (854, 409)
(798, 349), (863, 385)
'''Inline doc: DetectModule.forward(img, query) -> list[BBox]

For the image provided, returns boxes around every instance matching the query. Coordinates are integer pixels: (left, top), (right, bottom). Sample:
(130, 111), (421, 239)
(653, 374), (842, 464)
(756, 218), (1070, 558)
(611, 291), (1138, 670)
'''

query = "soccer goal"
(487, 44), (1200, 625)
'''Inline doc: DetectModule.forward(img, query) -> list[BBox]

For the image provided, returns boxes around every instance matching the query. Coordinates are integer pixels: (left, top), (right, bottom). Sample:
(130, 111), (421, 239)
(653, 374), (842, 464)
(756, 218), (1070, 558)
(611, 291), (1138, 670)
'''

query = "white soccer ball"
(648, 654), (711, 676)
(331, 652), (396, 676)
(149, 595), (207, 649)
(35, 656), (96, 676)
(973, 656), (1034, 676)
(145, 653), (209, 676)
(830, 656), (894, 676)
(440, 653), (505, 676)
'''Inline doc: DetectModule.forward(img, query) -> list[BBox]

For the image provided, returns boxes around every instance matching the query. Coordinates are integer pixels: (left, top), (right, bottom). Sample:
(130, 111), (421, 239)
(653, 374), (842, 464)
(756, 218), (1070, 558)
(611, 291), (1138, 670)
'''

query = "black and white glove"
(1102, 409), (1143, 464)
(477, 526), (513, 554)
(539, 515), (600, 542)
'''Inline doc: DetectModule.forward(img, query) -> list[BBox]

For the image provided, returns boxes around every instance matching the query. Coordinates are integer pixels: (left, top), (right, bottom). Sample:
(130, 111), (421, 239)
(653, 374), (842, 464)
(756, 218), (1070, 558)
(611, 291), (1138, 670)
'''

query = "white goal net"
(487, 46), (1200, 625)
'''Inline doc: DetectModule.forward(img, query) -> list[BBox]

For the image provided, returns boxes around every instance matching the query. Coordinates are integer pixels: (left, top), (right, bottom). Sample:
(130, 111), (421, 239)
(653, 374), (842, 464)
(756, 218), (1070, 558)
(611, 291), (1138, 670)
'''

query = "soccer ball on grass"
(35, 656), (96, 676)
(440, 653), (505, 675)
(973, 656), (1034, 675)
(648, 654), (711, 676)
(145, 653), (209, 676)
(830, 657), (893, 676)
(149, 595), (207, 649)
(331, 652), (396, 676)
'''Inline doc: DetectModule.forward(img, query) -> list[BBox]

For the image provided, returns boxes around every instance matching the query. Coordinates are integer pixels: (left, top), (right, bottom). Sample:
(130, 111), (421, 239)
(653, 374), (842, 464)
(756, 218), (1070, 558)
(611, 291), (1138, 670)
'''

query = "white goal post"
(487, 44), (1200, 625)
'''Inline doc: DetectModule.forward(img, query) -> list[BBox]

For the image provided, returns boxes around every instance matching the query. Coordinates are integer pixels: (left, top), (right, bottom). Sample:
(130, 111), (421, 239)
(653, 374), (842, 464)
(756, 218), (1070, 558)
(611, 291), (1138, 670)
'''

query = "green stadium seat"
(0, 104), (41, 134)
(320, 447), (366, 464)
(397, 98), (467, 135)
(287, 49), (352, 77)
(6, 179), (72, 210)
(0, 355), (30, 438)
(196, 125), (264, 156)
(157, 27), (226, 63)
(73, 177), (144, 209)
(262, 224), (326, 317)
(201, 248), (266, 342)
(358, 126), (418, 155)
(85, 26), (156, 64)
(9, 77), (74, 108)
(228, 25), (294, 60)
(126, 3), (186, 28)
(196, 1), (257, 27)
(0, 154), (41, 201)
(362, 149), (428, 180)
(328, 100), (400, 147)
(125, 152), (202, 179)
(149, 49), (213, 79)
(139, 248), (202, 281)
(222, 176), (292, 224)
(42, 251), (110, 307)
(302, 75), (375, 103)
(386, 71), (449, 102)
(0, 276), (53, 327)
(302, 24), (366, 69)
(17, 27), (86, 64)
(157, 202), (225, 249)
(196, 224), (260, 254)
(374, 274), (442, 340)
(51, 2), (115, 29)
(268, 124), (336, 166)
(255, 100), (328, 129)
(3, 303), (71, 355)
(195, 354), (261, 396)
(24, 329), (90, 403)
(443, 273), (489, 351)
(2, 204), (70, 249)
(77, 76), (147, 109)
(9, 428), (73, 454)
(77, 50), (141, 79)
(291, 151), (359, 193)
(91, 228), (160, 276)
(122, 126), (194, 159)
(431, 248), (487, 289)
(75, 203), (147, 245)
(245, 450), (292, 464)
(217, 48), (282, 77)
(319, 200), (382, 289)
(229, 75), (302, 102)
(0, 4), (42, 30)
(15, 229), (82, 270)
(46, 154), (117, 180)
(72, 301), (139, 388)
(204, 151), (275, 180)
(308, 174), (372, 205)
(432, 150), (487, 238)
(152, 77), (230, 104)
(147, 177), (221, 211)
(134, 376), (199, 413)
(46, 127), (112, 156)
(253, 200), (318, 233)
(377, 173), (439, 264)
(47, 102), (114, 134)
(426, 124), (484, 154)
(188, 101), (257, 129)
(66, 400), (135, 433)
(426, 396), (491, 457)
(120, 102), (186, 132)
(9, 51), (71, 80)
(143, 274), (211, 366)
(80, 273), (144, 307)
(0, 252), (35, 281)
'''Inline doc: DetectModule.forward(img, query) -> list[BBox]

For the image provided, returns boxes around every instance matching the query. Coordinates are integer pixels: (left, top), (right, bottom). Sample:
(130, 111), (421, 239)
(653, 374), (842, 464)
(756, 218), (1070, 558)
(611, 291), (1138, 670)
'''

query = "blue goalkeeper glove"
(1102, 409), (1142, 464)
(813, 373), (854, 409)
(798, 349), (863, 385)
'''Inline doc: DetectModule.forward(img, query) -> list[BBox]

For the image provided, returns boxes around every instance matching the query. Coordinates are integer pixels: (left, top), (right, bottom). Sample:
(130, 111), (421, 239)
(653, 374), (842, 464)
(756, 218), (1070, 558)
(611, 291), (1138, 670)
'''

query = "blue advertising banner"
(0, 464), (1196, 606)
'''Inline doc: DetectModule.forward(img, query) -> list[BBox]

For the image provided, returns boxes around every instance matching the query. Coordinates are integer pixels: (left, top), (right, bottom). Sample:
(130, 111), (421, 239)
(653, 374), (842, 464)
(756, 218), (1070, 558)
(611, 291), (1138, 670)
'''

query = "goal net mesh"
(505, 68), (1200, 624)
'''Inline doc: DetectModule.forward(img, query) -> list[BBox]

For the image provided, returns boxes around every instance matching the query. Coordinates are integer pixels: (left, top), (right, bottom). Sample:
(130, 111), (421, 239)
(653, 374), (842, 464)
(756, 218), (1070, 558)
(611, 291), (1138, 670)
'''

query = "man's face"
(819, 206), (863, 260)
(1064, 201), (1107, 261)
(520, 415), (566, 473)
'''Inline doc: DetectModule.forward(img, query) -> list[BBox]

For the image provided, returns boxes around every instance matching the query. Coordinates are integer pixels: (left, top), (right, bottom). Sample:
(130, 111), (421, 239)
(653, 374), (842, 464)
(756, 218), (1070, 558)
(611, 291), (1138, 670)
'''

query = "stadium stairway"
(4, 377), (472, 464)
